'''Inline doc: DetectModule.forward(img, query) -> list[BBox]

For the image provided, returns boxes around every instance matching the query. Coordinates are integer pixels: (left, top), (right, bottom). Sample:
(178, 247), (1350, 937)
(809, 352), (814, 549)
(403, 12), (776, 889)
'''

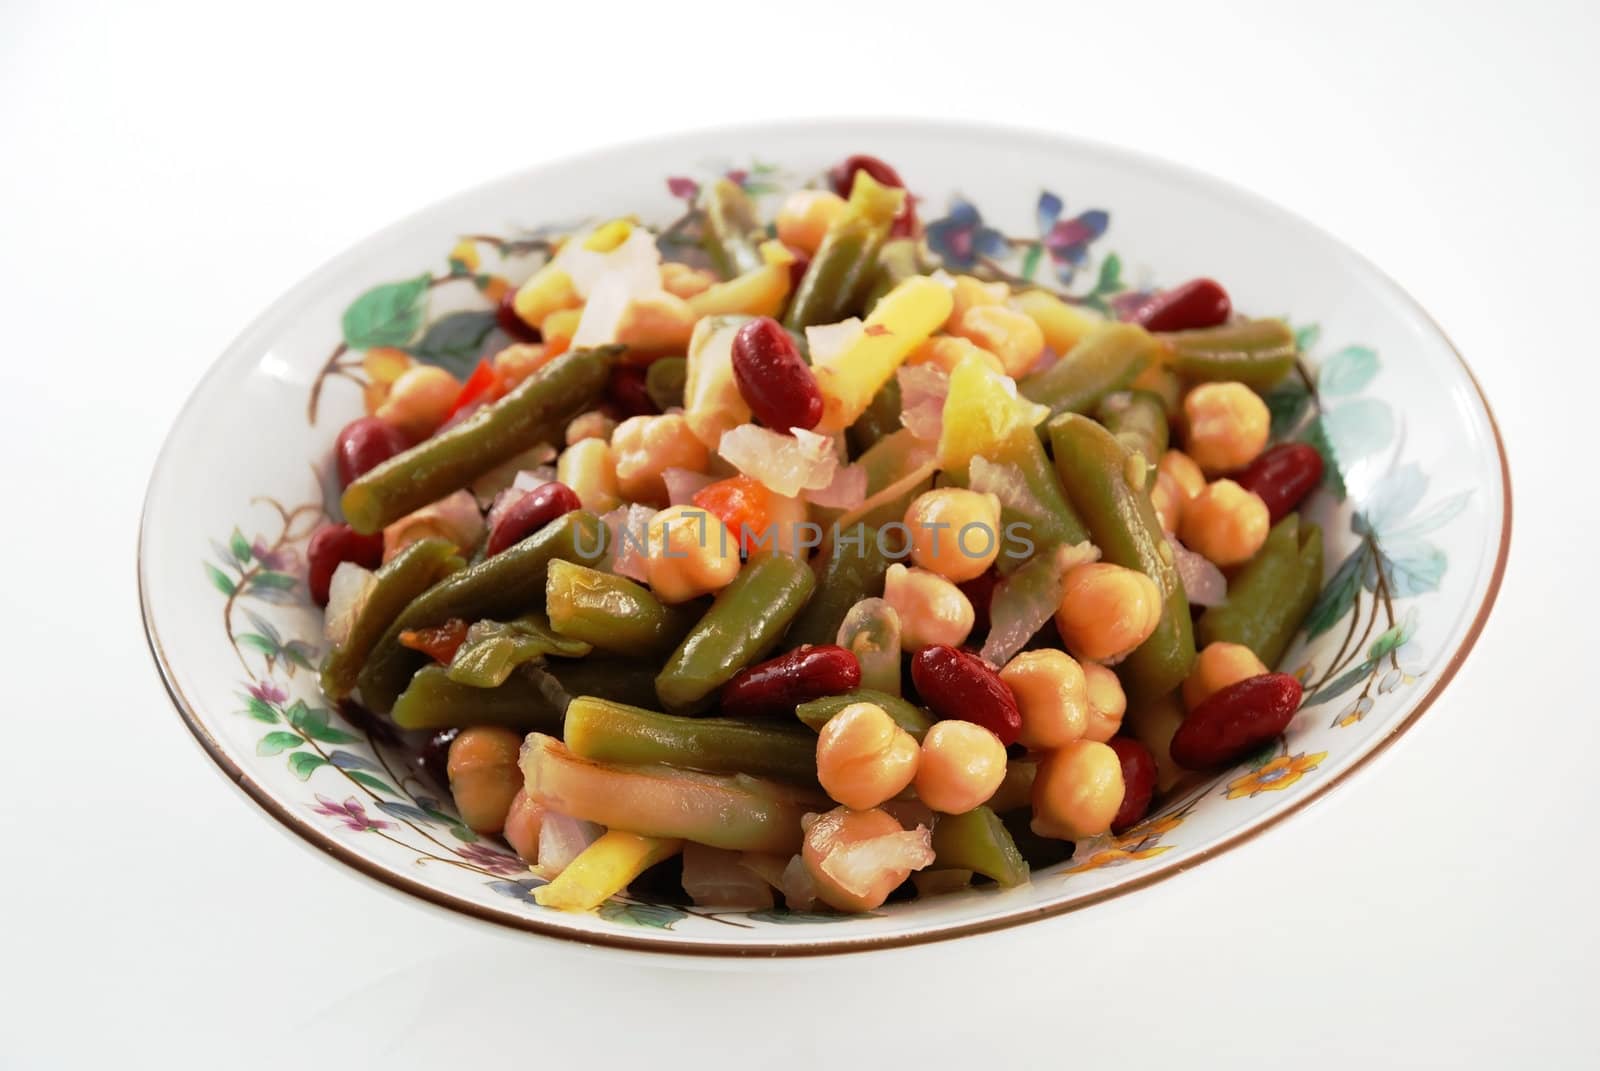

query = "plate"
(140, 120), (1509, 955)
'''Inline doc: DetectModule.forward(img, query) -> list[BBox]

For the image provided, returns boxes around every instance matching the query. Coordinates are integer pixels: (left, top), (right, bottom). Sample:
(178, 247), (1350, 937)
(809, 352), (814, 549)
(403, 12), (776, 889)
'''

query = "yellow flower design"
(449, 238), (481, 274)
(1224, 751), (1327, 799)
(1065, 813), (1184, 874)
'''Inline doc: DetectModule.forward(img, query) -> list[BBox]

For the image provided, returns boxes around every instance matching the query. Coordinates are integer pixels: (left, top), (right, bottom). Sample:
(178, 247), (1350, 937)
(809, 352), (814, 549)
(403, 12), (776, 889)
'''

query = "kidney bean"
(1169, 672), (1303, 770)
(485, 482), (581, 556)
(731, 317), (824, 431)
(605, 363), (658, 418)
(910, 645), (1023, 747)
(828, 154), (918, 238)
(495, 284), (540, 344)
(307, 522), (384, 606)
(1235, 442), (1325, 524)
(1133, 278), (1232, 333)
(416, 727), (461, 791)
(335, 417), (411, 488)
(957, 568), (1001, 638)
(1108, 736), (1158, 832)
(720, 644), (862, 720)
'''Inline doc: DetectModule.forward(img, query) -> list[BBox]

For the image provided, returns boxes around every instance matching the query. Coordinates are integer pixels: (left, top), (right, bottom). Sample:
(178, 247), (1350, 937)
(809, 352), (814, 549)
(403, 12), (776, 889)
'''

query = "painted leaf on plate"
(256, 731), (304, 757)
(342, 274), (431, 350)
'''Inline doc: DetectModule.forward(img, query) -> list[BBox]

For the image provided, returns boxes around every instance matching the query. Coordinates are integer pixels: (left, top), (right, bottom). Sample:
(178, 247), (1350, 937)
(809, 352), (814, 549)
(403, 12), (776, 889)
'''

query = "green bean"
(948, 426), (1088, 571)
(356, 511), (607, 713)
(643, 356), (687, 411)
(1162, 318), (1297, 389)
(564, 697), (819, 785)
(1050, 414), (1195, 702)
(784, 523), (890, 649)
(1198, 514), (1324, 667)
(445, 613), (591, 688)
(700, 179), (765, 280)
(544, 657), (665, 710)
(1095, 389), (1170, 474)
(793, 688), (933, 740)
(862, 237), (921, 312)
(851, 427), (936, 529)
(999, 808), (1074, 869)
(655, 553), (817, 714)
(390, 665), (566, 732)
(1020, 322), (1159, 419)
(545, 559), (701, 656)
(320, 538), (463, 699)
(930, 806), (1029, 887)
(341, 346), (619, 534)
(846, 377), (903, 456)
(782, 177), (903, 330)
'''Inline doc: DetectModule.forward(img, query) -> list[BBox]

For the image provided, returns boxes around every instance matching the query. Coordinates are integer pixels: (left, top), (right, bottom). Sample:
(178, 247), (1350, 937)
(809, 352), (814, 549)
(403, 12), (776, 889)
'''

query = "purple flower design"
(666, 176), (700, 202)
(311, 795), (391, 833)
(1108, 289), (1157, 322)
(456, 842), (529, 876)
(250, 540), (297, 573)
(924, 197), (1008, 269)
(248, 679), (287, 705)
(1036, 192), (1109, 283)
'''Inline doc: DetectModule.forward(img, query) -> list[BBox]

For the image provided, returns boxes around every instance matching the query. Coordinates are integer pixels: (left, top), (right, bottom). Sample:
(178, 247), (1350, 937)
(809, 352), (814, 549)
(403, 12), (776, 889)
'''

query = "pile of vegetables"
(310, 155), (1327, 915)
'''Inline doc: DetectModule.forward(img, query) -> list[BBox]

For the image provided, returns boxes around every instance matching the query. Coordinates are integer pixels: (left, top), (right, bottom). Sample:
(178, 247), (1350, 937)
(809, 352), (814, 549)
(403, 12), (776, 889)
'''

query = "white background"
(2, 1), (1596, 1067)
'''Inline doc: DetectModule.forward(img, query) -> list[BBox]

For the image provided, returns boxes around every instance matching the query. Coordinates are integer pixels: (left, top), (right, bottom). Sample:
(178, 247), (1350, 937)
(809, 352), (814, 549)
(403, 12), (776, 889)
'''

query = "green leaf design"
(286, 701), (358, 744)
(205, 563), (238, 597)
(409, 309), (500, 378)
(744, 909), (868, 924)
(1367, 619), (1413, 661)
(1317, 345), (1379, 396)
(1244, 740), (1280, 769)
(1303, 546), (1367, 639)
(1094, 252), (1122, 295)
(256, 731), (304, 756)
(243, 697), (279, 723)
(596, 902), (686, 929)
(1320, 399), (1395, 472)
(244, 610), (282, 648)
(347, 771), (397, 796)
(343, 274), (431, 350)
(282, 641), (318, 671)
(248, 571), (299, 593)
(1305, 660), (1375, 707)
(228, 529), (253, 565)
(1300, 418), (1346, 500)
(1375, 541), (1447, 598)
(1020, 243), (1043, 283)
(237, 633), (280, 656)
(1263, 379), (1311, 441)
(1293, 323), (1322, 352)
(288, 752), (328, 780)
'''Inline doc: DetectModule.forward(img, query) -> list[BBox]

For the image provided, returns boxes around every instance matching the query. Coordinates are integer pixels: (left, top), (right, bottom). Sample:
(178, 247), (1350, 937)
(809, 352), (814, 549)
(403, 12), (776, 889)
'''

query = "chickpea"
(502, 787), (544, 863)
(644, 505), (740, 604)
(951, 304), (1047, 378)
(1183, 641), (1269, 710)
(1054, 562), (1163, 663)
(1182, 382), (1270, 474)
(611, 412), (710, 505)
(815, 702), (920, 810)
(914, 720), (1008, 814)
(1160, 449), (1207, 500)
(882, 563), (975, 651)
(447, 726), (525, 834)
(776, 189), (848, 255)
(947, 274), (1009, 326)
(803, 806), (921, 913)
(1082, 661), (1127, 743)
(1151, 469), (1185, 533)
(556, 438), (621, 513)
(904, 487), (1002, 582)
(565, 409), (616, 446)
(493, 343), (552, 391)
(661, 261), (716, 299)
(376, 365), (460, 439)
(1000, 649), (1088, 750)
(1180, 479), (1270, 566)
(1031, 739), (1125, 841)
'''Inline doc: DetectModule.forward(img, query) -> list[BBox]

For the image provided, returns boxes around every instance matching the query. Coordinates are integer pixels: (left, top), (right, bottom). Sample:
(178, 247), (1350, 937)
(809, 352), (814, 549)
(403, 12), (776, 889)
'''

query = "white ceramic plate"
(141, 120), (1509, 955)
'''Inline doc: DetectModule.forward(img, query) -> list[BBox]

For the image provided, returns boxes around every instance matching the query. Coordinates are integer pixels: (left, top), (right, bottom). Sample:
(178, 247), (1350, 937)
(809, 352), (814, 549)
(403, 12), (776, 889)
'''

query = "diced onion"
(819, 827), (934, 898)
(804, 463), (867, 509)
(533, 811), (604, 879)
(981, 542), (1101, 666)
(718, 423), (838, 498)
(663, 467), (715, 507)
(967, 455), (1042, 518)
(600, 504), (656, 583)
(681, 842), (776, 909)
(780, 853), (819, 912)
(804, 318), (865, 367)
(897, 363), (949, 443)
(323, 561), (376, 647)
(1172, 537), (1228, 607)
(382, 489), (484, 562)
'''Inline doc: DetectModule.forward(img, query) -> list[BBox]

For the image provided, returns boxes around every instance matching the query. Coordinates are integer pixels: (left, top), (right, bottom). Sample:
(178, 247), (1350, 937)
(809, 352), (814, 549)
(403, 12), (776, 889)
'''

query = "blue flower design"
(1036, 191), (1109, 283)
(925, 198), (1008, 269)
